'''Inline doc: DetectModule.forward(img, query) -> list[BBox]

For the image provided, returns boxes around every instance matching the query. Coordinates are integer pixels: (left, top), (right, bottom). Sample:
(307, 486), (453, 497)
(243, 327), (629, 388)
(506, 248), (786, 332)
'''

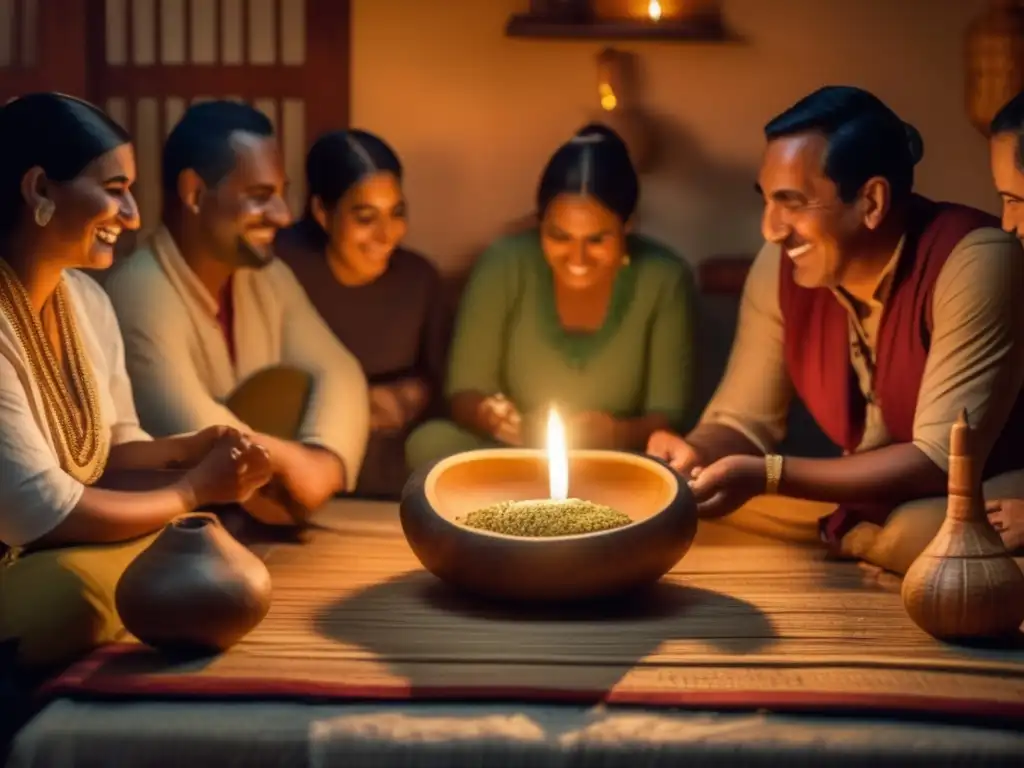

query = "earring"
(34, 199), (55, 227)
(621, 253), (631, 267)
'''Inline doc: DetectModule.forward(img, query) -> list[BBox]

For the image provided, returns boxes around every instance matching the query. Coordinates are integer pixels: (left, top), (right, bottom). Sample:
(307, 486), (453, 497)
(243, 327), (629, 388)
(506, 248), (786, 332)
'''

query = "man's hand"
(688, 455), (766, 519)
(479, 394), (523, 446)
(182, 431), (273, 507)
(276, 443), (347, 512)
(243, 478), (312, 527)
(646, 430), (705, 475)
(985, 499), (1024, 552)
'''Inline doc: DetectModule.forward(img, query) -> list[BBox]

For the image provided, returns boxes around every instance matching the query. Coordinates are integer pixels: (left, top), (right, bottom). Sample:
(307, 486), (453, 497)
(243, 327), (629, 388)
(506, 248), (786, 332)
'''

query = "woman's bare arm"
(104, 430), (215, 471)
(30, 481), (196, 548)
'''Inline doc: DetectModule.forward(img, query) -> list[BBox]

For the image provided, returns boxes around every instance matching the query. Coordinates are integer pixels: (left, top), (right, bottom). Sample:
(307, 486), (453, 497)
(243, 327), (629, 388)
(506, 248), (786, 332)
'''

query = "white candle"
(648, 0), (662, 22)
(547, 407), (569, 501)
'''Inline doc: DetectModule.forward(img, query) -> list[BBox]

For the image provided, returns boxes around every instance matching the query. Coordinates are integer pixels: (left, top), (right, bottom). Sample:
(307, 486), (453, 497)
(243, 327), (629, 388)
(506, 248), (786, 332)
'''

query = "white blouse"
(0, 270), (150, 547)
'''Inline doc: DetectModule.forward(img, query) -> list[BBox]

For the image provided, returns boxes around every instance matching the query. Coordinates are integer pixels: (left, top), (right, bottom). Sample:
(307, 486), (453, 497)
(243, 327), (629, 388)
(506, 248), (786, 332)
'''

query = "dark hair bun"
(536, 122), (639, 222)
(904, 122), (924, 165)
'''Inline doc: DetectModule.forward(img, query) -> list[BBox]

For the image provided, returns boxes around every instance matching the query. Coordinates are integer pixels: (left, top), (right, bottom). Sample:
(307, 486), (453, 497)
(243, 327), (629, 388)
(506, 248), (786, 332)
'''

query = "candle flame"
(599, 83), (618, 111)
(648, 0), (662, 21)
(546, 408), (569, 501)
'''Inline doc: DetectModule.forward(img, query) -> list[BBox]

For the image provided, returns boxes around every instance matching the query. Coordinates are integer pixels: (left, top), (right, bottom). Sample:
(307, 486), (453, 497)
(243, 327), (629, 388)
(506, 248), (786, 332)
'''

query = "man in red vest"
(648, 86), (1024, 574)
(981, 89), (1024, 555)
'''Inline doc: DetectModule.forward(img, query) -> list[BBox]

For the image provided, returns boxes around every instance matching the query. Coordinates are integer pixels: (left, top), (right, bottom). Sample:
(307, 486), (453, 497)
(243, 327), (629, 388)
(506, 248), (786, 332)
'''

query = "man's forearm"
(685, 422), (763, 466)
(778, 442), (946, 504)
(256, 433), (346, 508)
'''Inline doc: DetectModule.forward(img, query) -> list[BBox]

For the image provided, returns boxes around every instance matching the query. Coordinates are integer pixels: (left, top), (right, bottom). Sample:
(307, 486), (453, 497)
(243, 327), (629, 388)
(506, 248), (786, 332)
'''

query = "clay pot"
(400, 449), (696, 602)
(115, 513), (273, 653)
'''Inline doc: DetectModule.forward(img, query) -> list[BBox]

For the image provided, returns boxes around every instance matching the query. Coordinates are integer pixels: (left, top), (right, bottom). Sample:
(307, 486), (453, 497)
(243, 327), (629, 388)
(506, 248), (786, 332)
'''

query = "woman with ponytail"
(405, 123), (696, 470)
(275, 130), (448, 496)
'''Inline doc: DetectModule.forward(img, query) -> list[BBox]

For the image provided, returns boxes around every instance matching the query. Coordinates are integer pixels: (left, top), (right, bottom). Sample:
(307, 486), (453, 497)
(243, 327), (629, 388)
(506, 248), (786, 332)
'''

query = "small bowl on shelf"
(400, 448), (696, 602)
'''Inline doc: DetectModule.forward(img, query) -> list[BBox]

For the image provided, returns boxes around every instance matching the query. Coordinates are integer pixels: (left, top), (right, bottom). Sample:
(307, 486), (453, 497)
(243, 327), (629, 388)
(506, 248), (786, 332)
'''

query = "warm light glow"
(546, 408), (569, 501)
(648, 0), (662, 21)
(599, 83), (618, 111)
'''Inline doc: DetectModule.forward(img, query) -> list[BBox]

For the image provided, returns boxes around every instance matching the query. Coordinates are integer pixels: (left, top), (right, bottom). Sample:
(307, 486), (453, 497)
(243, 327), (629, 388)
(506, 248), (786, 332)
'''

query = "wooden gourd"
(901, 410), (1024, 641)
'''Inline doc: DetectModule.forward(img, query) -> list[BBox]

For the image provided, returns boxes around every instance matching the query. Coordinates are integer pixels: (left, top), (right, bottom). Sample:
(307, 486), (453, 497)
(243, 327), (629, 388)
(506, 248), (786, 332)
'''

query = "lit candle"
(457, 406), (631, 536)
(648, 0), (662, 22)
(547, 407), (569, 501)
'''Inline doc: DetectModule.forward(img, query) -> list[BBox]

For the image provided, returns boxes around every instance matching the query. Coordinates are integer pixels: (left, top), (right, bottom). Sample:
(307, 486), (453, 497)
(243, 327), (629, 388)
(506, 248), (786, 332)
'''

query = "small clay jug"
(115, 512), (273, 653)
(901, 410), (1024, 641)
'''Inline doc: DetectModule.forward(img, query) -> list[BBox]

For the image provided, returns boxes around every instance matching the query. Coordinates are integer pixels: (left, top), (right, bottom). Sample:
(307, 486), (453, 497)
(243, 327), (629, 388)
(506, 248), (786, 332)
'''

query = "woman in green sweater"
(405, 124), (696, 470)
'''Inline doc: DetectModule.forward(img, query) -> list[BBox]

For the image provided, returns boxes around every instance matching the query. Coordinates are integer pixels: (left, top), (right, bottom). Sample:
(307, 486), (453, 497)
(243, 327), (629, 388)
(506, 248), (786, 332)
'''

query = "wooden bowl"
(400, 448), (697, 602)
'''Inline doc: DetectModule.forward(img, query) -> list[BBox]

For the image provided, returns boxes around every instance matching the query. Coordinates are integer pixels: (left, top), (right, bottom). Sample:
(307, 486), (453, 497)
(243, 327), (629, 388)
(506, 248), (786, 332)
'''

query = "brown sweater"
(275, 227), (449, 403)
(274, 225), (451, 495)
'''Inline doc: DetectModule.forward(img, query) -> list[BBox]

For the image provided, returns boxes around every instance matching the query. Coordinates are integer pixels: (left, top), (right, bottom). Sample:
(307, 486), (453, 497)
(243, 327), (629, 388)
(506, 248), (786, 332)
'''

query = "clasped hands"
(173, 425), (273, 508)
(173, 425), (343, 526)
(647, 430), (767, 518)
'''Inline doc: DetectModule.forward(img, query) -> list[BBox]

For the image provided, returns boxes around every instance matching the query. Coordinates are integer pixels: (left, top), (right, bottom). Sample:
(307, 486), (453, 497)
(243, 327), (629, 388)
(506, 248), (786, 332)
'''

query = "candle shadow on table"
(313, 572), (776, 701)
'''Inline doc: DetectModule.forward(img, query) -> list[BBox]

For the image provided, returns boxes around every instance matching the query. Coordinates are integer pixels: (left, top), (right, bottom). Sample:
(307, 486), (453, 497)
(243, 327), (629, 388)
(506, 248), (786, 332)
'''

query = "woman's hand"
(183, 430), (273, 507)
(369, 379), (431, 432)
(369, 385), (407, 431)
(169, 425), (238, 468)
(479, 394), (523, 446)
(687, 455), (766, 519)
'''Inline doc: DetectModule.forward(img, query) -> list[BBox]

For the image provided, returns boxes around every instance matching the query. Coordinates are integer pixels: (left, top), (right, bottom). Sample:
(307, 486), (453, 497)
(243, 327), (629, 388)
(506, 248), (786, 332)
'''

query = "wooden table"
(7, 500), (1024, 768)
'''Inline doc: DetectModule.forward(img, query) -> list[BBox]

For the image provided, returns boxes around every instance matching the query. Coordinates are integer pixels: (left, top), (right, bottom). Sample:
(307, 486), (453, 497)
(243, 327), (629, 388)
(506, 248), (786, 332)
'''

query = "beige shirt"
(104, 227), (369, 491)
(700, 227), (1024, 471)
(0, 270), (150, 547)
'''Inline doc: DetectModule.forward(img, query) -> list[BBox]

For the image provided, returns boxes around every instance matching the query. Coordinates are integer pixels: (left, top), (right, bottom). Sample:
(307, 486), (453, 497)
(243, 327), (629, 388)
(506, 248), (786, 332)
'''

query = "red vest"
(778, 195), (1024, 544)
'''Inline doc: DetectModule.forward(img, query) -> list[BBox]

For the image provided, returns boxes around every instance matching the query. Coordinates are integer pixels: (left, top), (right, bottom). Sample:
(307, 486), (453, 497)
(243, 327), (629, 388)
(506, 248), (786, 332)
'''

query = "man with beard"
(648, 86), (1024, 574)
(105, 101), (369, 526)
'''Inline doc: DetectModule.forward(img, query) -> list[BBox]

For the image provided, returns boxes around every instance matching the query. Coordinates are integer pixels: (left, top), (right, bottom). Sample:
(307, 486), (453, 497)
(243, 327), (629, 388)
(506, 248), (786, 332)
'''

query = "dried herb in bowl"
(457, 499), (631, 537)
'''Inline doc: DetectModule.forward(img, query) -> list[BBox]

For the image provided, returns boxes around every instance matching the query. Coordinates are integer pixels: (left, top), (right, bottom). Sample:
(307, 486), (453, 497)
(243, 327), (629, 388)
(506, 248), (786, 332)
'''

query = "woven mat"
(41, 503), (1024, 721)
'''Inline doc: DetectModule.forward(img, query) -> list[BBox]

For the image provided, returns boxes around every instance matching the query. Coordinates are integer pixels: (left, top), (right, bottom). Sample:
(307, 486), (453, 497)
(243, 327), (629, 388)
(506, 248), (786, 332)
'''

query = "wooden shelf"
(504, 13), (739, 42)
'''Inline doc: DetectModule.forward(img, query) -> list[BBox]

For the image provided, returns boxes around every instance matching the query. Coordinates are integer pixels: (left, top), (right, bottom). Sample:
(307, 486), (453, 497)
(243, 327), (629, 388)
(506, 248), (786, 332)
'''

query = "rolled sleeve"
(698, 242), (793, 452)
(912, 228), (1024, 471)
(0, 356), (84, 547)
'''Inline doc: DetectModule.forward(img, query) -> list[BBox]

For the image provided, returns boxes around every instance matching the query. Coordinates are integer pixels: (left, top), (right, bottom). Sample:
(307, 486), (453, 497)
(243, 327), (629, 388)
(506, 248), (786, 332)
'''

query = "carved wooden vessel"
(901, 410), (1024, 641)
(400, 449), (697, 602)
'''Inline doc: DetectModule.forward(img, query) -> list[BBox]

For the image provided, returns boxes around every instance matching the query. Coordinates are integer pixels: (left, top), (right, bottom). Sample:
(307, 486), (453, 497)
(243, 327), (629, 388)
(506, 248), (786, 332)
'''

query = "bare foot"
(985, 499), (1024, 552)
(839, 521), (881, 560)
(856, 561), (901, 592)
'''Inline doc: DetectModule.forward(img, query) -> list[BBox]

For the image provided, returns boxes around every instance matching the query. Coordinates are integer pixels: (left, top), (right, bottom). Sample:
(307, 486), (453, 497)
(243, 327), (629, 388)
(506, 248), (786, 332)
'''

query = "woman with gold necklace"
(0, 93), (273, 669)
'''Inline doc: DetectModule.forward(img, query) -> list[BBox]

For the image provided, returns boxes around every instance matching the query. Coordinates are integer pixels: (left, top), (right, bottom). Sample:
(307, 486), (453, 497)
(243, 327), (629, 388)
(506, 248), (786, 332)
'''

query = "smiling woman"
(274, 130), (450, 497)
(405, 122), (697, 472)
(0, 93), (273, 669)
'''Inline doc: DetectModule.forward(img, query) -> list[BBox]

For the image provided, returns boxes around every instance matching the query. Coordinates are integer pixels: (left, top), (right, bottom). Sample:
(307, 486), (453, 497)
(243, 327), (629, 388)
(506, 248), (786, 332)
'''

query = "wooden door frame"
(81, 0), (350, 143)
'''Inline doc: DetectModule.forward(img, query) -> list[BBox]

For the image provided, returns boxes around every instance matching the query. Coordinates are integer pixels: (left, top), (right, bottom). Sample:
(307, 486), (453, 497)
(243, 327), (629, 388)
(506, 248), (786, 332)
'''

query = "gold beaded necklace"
(0, 259), (108, 486)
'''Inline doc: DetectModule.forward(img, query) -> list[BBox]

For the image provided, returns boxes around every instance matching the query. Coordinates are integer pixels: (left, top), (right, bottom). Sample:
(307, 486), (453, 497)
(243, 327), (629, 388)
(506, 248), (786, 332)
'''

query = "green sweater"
(445, 229), (696, 429)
